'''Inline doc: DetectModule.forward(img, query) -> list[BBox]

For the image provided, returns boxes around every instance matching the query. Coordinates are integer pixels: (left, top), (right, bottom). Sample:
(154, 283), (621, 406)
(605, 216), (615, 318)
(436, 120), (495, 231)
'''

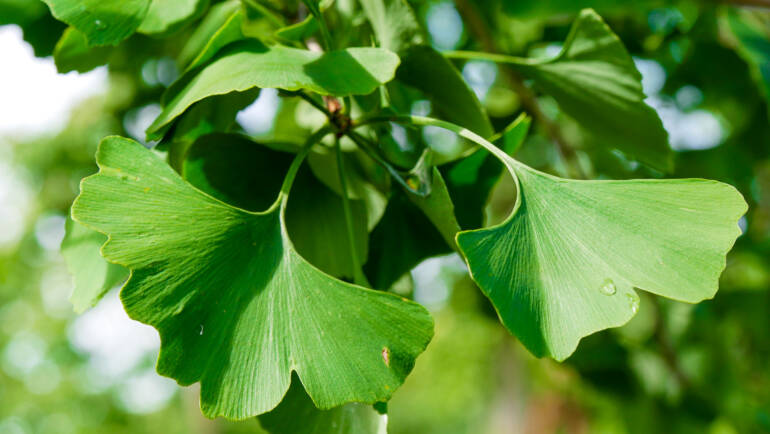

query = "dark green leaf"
(259, 375), (386, 434)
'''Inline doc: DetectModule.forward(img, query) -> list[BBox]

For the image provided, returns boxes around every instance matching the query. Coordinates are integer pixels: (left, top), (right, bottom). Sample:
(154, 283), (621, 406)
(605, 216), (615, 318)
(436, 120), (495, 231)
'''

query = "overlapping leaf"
(41, 0), (150, 45)
(513, 9), (671, 170)
(72, 136), (433, 419)
(456, 145), (746, 360)
(148, 41), (400, 138)
(259, 375), (386, 434)
(450, 9), (671, 170)
(177, 0), (244, 71)
(53, 27), (112, 73)
(61, 218), (128, 312)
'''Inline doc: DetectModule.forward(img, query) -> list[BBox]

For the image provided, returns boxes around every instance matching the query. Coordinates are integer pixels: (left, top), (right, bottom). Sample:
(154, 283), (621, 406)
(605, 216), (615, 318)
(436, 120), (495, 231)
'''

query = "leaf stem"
(354, 115), (511, 165)
(280, 125), (332, 197)
(334, 137), (370, 286)
(301, 0), (333, 51)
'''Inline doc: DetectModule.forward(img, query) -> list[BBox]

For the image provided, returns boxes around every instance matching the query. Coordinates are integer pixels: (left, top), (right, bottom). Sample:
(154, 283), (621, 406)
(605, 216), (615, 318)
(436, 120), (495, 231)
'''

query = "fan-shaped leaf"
(72, 136), (433, 419)
(457, 152), (746, 360)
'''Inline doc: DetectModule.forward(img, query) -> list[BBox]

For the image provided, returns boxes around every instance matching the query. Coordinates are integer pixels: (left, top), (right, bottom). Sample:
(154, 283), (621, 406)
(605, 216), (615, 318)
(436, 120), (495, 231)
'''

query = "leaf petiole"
(334, 136), (371, 286)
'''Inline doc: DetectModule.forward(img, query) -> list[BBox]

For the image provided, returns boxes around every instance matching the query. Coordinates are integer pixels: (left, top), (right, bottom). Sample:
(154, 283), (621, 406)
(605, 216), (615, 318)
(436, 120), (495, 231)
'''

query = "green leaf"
(161, 90), (259, 171)
(360, 0), (423, 53)
(307, 147), (388, 231)
(449, 9), (671, 170)
(61, 217), (128, 313)
(365, 189), (453, 290)
(393, 115), (746, 361)
(456, 152), (746, 361)
(286, 167), (370, 279)
(445, 114), (531, 230)
(177, 0), (244, 71)
(53, 27), (113, 73)
(514, 9), (671, 171)
(149, 41), (400, 138)
(259, 375), (386, 434)
(181, 134), (368, 279)
(181, 133), (291, 212)
(726, 8), (770, 120)
(41, 0), (150, 46)
(275, 15), (319, 42)
(72, 136), (433, 419)
(138, 0), (209, 35)
(397, 46), (493, 162)
(407, 168), (460, 250)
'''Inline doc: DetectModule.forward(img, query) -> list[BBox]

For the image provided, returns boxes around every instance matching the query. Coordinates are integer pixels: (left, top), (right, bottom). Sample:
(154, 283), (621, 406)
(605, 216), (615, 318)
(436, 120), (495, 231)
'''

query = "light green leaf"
(515, 9), (671, 171)
(726, 8), (770, 119)
(149, 41), (400, 138)
(177, 0), (244, 71)
(275, 15), (319, 42)
(61, 217), (128, 313)
(259, 375), (386, 434)
(360, 0), (422, 53)
(393, 115), (746, 361)
(72, 136), (433, 419)
(53, 27), (112, 73)
(138, 0), (209, 35)
(456, 149), (746, 361)
(41, 0), (150, 46)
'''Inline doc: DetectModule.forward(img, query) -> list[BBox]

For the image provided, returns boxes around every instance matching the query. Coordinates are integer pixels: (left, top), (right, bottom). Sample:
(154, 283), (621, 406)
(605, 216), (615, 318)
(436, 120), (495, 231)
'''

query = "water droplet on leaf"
(199, 324), (204, 335)
(626, 293), (639, 314)
(599, 279), (616, 295)
(95, 19), (106, 29)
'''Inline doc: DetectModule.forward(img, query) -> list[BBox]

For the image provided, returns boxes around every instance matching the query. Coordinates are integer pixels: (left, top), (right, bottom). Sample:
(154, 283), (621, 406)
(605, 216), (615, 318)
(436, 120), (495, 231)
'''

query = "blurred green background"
(1, 0), (769, 433)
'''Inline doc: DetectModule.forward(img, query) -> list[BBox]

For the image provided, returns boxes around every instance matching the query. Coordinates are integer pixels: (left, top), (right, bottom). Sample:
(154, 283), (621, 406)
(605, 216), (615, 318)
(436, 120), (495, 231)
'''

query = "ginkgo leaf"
(448, 9), (670, 171)
(259, 374), (386, 434)
(360, 0), (423, 54)
(41, 0), (150, 46)
(393, 115), (746, 361)
(71, 136), (433, 419)
(514, 9), (671, 171)
(138, 0), (208, 35)
(61, 217), (128, 313)
(148, 41), (400, 138)
(456, 154), (747, 361)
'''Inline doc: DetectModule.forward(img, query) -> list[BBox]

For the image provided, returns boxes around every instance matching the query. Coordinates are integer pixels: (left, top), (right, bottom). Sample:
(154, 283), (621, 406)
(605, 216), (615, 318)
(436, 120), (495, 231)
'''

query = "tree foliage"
(2, 0), (769, 432)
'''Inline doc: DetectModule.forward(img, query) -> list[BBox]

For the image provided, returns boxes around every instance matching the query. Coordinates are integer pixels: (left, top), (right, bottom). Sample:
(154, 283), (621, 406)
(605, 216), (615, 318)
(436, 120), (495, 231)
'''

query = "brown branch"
(453, 0), (586, 178)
